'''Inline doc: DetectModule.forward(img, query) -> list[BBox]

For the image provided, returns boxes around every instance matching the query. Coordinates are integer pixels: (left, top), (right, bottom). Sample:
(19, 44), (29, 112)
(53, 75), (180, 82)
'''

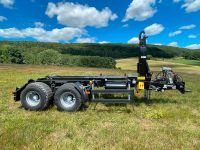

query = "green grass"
(165, 58), (200, 66)
(116, 57), (200, 74)
(0, 63), (200, 150)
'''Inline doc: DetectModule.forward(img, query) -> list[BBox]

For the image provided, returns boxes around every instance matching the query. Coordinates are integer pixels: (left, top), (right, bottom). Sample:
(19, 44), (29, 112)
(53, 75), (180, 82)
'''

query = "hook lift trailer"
(13, 31), (187, 112)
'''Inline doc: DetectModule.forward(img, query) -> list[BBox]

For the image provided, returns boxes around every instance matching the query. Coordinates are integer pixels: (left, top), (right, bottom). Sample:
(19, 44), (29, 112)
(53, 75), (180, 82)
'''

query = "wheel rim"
(60, 92), (76, 108)
(26, 91), (41, 107)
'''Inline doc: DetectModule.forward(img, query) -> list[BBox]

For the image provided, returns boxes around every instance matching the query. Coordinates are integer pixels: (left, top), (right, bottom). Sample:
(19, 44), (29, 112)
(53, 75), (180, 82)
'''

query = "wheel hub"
(60, 92), (76, 108)
(26, 91), (41, 107)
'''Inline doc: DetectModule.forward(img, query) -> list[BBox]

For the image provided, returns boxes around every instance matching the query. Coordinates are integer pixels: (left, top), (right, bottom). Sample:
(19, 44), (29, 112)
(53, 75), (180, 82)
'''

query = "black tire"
(20, 82), (53, 111)
(54, 83), (82, 112)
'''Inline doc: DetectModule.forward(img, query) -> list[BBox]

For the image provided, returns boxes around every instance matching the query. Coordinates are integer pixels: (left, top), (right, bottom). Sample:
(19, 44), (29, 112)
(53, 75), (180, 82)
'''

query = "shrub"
(0, 45), (11, 63)
(24, 52), (39, 64)
(147, 55), (153, 60)
(61, 55), (116, 68)
(183, 51), (200, 60)
(37, 49), (62, 65)
(8, 47), (24, 64)
(0, 45), (25, 64)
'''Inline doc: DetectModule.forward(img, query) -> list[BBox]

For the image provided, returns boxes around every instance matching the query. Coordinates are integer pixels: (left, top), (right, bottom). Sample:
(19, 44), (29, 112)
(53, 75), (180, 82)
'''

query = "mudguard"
(13, 79), (35, 101)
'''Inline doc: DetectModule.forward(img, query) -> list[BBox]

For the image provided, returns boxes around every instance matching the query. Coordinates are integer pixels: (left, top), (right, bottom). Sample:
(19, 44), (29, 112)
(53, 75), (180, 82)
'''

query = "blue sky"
(0, 0), (200, 49)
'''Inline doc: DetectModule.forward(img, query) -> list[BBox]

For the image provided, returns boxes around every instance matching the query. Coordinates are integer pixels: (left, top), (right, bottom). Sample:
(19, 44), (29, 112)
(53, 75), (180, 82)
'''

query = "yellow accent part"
(138, 82), (144, 90)
(89, 81), (93, 85)
(137, 76), (146, 80)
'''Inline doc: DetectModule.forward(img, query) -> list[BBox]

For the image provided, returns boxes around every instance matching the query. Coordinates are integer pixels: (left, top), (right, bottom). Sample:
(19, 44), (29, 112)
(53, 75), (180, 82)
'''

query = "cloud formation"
(186, 44), (200, 49)
(128, 37), (139, 44)
(179, 24), (196, 30)
(168, 42), (178, 47)
(182, 0), (200, 13)
(46, 2), (117, 28)
(154, 43), (162, 45)
(188, 34), (197, 38)
(0, 16), (7, 22)
(34, 22), (44, 28)
(173, 0), (181, 3)
(99, 41), (110, 44)
(144, 23), (165, 36)
(76, 38), (96, 43)
(123, 0), (157, 21)
(169, 30), (182, 37)
(0, 27), (85, 42)
(128, 24), (164, 44)
(0, 0), (14, 8)
(122, 24), (129, 28)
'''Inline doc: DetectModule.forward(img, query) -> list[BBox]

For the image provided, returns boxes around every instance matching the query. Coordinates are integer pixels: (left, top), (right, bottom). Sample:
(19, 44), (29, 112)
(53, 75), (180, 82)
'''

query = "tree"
(0, 45), (11, 63)
(8, 47), (24, 64)
(37, 49), (62, 65)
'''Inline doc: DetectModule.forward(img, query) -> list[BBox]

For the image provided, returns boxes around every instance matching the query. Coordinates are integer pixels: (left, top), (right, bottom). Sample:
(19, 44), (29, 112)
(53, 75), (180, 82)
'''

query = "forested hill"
(0, 41), (199, 60)
(0, 41), (200, 69)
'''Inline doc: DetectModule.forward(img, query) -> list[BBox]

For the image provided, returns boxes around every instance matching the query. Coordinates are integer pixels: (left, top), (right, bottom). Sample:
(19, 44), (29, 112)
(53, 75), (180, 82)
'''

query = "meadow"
(0, 58), (200, 149)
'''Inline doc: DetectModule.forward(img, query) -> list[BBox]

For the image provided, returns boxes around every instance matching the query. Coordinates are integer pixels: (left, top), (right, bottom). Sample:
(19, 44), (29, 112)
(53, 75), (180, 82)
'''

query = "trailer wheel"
(20, 82), (53, 111)
(54, 84), (82, 112)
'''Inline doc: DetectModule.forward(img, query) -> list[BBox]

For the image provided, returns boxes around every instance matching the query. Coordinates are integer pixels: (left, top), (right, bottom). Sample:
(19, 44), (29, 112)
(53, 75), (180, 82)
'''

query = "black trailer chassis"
(13, 31), (187, 112)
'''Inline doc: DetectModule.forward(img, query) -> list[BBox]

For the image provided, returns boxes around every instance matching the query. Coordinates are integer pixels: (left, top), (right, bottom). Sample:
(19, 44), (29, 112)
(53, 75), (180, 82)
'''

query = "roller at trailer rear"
(13, 31), (190, 112)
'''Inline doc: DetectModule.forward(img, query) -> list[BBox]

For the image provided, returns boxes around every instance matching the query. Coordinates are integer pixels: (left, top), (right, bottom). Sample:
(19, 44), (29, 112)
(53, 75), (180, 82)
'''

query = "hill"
(1, 41), (200, 58)
(0, 41), (199, 68)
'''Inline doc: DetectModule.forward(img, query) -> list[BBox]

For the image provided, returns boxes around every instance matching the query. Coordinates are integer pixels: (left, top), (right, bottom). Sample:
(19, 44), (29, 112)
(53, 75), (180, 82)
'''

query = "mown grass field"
(0, 58), (200, 150)
(166, 58), (200, 66)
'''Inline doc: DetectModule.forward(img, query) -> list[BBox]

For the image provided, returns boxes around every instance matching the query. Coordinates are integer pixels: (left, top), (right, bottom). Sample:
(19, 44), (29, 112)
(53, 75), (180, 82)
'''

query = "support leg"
(144, 89), (151, 103)
(93, 103), (98, 110)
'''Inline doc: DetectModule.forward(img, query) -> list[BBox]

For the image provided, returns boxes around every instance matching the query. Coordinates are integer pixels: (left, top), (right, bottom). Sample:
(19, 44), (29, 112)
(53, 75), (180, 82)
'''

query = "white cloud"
(123, 0), (157, 21)
(0, 16), (7, 22)
(0, 27), (85, 42)
(188, 34), (197, 38)
(0, 28), (24, 38)
(173, 0), (181, 3)
(174, 0), (200, 13)
(168, 42), (178, 47)
(0, 0), (14, 8)
(169, 30), (182, 37)
(154, 43), (162, 45)
(186, 44), (200, 49)
(128, 37), (139, 44)
(99, 41), (109, 44)
(179, 24), (196, 29)
(76, 38), (96, 43)
(182, 0), (200, 13)
(34, 22), (44, 28)
(46, 2), (117, 28)
(122, 24), (129, 28)
(144, 23), (165, 36)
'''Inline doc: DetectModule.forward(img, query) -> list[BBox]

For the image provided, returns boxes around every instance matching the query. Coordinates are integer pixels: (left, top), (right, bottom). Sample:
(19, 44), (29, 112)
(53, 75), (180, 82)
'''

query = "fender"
(74, 82), (89, 102)
(13, 79), (35, 101)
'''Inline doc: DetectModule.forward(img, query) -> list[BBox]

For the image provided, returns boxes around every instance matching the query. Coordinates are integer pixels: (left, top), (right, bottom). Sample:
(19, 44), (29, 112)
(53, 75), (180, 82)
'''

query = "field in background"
(165, 58), (200, 66)
(0, 59), (200, 149)
(117, 57), (200, 74)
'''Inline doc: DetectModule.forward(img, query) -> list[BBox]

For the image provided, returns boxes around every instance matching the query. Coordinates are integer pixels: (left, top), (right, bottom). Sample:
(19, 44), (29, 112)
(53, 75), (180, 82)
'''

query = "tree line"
(0, 44), (116, 68)
(0, 41), (199, 68)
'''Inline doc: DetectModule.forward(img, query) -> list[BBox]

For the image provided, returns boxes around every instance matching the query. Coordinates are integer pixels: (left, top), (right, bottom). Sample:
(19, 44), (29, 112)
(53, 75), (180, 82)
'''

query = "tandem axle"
(13, 31), (187, 112)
